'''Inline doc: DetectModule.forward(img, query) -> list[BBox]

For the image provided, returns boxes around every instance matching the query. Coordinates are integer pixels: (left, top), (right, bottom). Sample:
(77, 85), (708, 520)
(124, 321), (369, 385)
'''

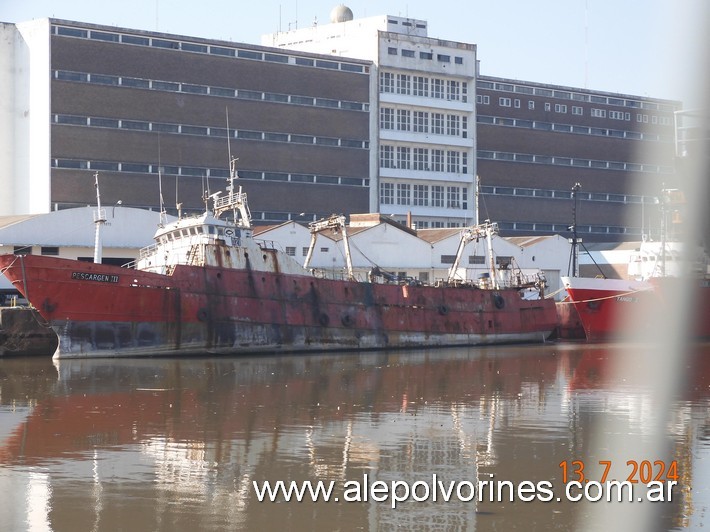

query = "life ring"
(318, 313), (330, 326)
(438, 305), (448, 316)
(341, 314), (353, 327)
(493, 294), (505, 309)
(197, 308), (210, 322)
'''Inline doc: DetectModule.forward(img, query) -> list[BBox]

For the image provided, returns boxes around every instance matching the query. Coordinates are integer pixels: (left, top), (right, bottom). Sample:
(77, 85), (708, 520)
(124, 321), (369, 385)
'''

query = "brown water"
(0, 342), (708, 531)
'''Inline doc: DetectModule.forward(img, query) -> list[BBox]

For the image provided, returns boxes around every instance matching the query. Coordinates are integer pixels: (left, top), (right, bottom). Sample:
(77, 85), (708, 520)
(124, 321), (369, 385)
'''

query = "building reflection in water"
(0, 343), (708, 530)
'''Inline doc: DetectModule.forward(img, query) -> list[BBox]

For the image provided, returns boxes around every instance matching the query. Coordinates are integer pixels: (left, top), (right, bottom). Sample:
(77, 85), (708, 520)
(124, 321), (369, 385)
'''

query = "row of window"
(378, 182), (652, 212)
(379, 145), (470, 174)
(478, 185), (653, 205)
(380, 182), (469, 210)
(497, 220), (638, 236)
(51, 159), (368, 187)
(478, 149), (674, 174)
(387, 19), (427, 29)
(477, 114), (673, 143)
(411, 221), (463, 229)
(387, 46), (465, 65)
(482, 96), (673, 126)
(54, 70), (368, 113)
(379, 72), (469, 102)
(53, 113), (367, 150)
(380, 107), (469, 137)
(53, 25), (368, 74)
(440, 255), (506, 266)
(477, 79), (678, 113)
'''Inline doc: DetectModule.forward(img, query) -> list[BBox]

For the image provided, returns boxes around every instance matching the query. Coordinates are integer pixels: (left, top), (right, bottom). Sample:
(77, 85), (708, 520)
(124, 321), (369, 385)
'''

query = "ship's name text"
(71, 272), (120, 283)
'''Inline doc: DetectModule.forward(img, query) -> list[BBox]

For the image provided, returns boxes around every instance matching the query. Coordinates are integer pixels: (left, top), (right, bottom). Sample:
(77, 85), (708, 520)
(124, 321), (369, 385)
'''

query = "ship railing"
(255, 239), (279, 250)
(310, 268), (367, 282)
(138, 242), (159, 260)
(432, 272), (545, 291)
(213, 190), (247, 210)
(124, 236), (210, 269)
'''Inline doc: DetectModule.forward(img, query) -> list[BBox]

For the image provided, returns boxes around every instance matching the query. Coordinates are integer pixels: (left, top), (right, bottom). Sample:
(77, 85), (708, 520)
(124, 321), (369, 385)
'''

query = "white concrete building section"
(0, 206), (174, 293)
(0, 203), (570, 298)
(0, 206), (172, 258)
(0, 19), (52, 215)
(264, 7), (477, 229)
(255, 216), (571, 298)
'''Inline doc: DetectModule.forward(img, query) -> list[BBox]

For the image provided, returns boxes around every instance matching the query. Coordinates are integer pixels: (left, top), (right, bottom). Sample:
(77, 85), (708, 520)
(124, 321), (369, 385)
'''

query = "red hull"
(563, 276), (710, 342)
(0, 254), (557, 358)
(552, 299), (586, 340)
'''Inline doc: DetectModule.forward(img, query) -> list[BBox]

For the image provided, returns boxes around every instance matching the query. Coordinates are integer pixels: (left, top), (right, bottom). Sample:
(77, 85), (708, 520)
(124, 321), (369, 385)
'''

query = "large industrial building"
(264, 6), (478, 229)
(475, 74), (681, 241)
(0, 7), (683, 243)
(265, 5), (681, 240)
(0, 17), (372, 224)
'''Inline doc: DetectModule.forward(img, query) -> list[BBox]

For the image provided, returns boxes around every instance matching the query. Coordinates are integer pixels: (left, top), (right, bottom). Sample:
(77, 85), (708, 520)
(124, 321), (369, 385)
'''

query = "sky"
(2, 0), (708, 103)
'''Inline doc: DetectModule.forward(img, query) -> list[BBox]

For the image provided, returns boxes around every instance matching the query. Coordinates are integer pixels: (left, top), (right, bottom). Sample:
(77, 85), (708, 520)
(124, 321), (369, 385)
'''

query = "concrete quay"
(0, 306), (57, 357)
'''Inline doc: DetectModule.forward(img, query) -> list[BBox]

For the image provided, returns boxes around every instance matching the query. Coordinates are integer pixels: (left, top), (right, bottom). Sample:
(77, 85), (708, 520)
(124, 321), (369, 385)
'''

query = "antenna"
(226, 106), (233, 172)
(158, 166), (167, 226)
(175, 173), (182, 219)
(474, 175), (480, 226)
(202, 174), (210, 212)
(157, 137), (167, 226)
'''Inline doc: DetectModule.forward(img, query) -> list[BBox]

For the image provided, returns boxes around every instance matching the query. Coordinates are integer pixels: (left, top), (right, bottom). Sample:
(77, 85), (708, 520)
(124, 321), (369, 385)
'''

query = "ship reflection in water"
(0, 343), (709, 531)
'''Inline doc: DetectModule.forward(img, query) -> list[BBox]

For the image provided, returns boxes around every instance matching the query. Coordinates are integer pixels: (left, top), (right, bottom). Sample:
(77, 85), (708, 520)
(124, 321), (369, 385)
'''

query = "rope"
(544, 287), (566, 299)
(0, 255), (19, 276)
(557, 287), (651, 305)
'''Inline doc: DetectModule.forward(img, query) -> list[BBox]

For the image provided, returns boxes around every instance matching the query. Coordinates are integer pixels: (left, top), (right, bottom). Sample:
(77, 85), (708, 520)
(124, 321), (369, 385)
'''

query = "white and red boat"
(562, 237), (710, 342)
(0, 165), (557, 359)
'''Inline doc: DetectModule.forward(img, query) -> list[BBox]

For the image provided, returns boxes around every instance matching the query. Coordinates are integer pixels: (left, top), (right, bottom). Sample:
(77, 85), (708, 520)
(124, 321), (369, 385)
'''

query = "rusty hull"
(0, 253), (558, 359)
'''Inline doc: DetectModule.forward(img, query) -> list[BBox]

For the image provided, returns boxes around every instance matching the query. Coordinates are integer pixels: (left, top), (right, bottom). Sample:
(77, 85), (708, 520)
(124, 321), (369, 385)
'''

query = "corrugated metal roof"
(506, 235), (558, 247)
(416, 228), (461, 243)
(0, 214), (39, 230)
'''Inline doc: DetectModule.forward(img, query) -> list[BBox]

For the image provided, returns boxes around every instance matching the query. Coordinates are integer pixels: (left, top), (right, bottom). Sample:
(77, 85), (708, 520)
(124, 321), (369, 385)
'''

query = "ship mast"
(568, 182), (582, 277)
(212, 157), (252, 228)
(93, 172), (107, 264)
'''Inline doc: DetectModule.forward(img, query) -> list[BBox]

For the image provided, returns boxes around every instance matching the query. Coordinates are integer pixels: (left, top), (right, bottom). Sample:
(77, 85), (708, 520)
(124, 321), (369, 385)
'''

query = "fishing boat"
(561, 190), (710, 341)
(0, 163), (557, 359)
(562, 269), (710, 342)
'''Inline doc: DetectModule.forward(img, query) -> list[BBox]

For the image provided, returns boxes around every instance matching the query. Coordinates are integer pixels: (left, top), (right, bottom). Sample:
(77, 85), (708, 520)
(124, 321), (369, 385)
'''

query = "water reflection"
(0, 343), (708, 531)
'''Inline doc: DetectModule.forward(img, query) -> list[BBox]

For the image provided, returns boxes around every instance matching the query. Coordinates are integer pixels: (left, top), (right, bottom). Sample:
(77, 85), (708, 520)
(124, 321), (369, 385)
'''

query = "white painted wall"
(0, 207), (572, 297)
(0, 206), (174, 291)
(262, 15), (387, 60)
(0, 20), (52, 216)
(0, 23), (17, 215)
(7, 20), (52, 215)
(0, 206), (171, 250)
(255, 219), (572, 295)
